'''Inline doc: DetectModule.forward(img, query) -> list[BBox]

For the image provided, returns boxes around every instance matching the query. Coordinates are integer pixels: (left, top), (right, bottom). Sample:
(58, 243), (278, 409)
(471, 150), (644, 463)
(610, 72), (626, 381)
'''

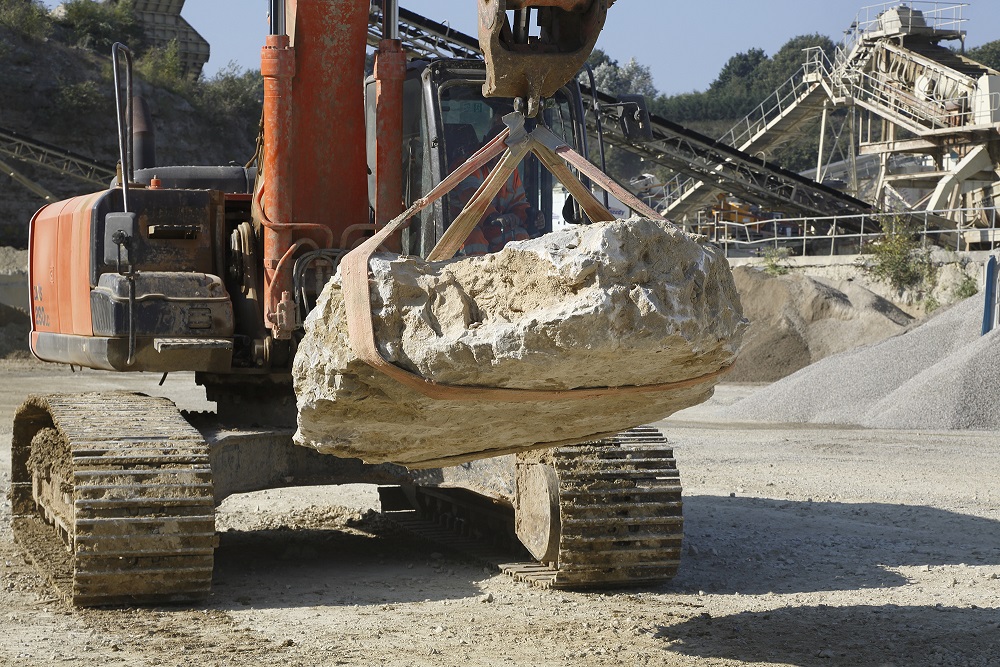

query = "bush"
(858, 215), (934, 293)
(0, 0), (52, 40)
(195, 63), (263, 127)
(762, 247), (791, 276)
(923, 295), (940, 315)
(134, 40), (190, 96)
(56, 0), (142, 55)
(57, 79), (105, 116)
(953, 272), (979, 300)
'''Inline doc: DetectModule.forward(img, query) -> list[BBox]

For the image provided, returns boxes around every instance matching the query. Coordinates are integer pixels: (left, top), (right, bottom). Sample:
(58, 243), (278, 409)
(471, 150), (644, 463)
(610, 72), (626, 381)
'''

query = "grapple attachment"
(478, 0), (610, 116)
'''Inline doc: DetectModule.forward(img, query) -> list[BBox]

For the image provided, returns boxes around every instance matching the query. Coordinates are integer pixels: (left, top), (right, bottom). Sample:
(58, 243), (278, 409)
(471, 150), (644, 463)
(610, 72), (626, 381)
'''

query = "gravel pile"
(721, 295), (998, 429)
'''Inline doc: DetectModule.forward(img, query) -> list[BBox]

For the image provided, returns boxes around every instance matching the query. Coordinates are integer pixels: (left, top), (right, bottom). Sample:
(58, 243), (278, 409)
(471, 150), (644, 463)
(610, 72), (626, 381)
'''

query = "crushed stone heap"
(721, 295), (1000, 430)
(293, 218), (747, 468)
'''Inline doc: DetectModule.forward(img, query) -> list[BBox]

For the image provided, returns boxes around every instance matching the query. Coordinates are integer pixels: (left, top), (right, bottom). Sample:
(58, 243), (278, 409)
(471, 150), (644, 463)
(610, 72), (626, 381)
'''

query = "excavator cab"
(364, 59), (589, 258)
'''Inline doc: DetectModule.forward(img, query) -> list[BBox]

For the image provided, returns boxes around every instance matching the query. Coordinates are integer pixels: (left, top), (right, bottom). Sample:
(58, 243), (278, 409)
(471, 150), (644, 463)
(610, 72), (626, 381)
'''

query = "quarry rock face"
(293, 218), (746, 468)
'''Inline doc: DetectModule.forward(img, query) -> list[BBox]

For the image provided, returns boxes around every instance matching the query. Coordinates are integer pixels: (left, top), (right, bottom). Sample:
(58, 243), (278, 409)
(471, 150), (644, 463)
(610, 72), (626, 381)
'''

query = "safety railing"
(853, 1), (968, 35)
(837, 2), (968, 69)
(643, 4), (975, 214)
(842, 66), (1000, 133)
(718, 64), (823, 150)
(660, 49), (836, 212)
(697, 206), (1000, 258)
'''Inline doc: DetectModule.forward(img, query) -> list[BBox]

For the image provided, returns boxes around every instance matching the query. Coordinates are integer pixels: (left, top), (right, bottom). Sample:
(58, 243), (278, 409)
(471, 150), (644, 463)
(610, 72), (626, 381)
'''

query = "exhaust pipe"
(131, 95), (155, 171)
(269, 0), (285, 36)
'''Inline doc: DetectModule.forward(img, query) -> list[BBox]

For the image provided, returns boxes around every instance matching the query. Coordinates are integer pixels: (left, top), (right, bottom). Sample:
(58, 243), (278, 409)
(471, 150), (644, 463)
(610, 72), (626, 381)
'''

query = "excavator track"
(11, 392), (215, 606)
(390, 427), (683, 589)
(506, 426), (683, 588)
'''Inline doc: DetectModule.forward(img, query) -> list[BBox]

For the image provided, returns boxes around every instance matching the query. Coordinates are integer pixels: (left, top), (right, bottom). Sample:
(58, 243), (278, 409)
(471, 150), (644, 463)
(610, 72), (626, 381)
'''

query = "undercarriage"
(11, 392), (684, 606)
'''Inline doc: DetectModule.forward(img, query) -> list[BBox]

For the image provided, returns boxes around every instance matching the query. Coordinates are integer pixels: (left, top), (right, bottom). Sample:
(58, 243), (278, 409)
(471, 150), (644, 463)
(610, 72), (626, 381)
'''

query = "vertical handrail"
(992, 207), (998, 252)
(111, 43), (133, 213)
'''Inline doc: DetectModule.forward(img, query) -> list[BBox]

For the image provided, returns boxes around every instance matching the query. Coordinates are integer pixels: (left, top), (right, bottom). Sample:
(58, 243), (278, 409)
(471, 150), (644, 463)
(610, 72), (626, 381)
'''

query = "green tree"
(586, 49), (657, 98)
(583, 49), (657, 182)
(711, 48), (767, 94)
(753, 34), (834, 96)
(651, 34), (834, 128)
(584, 34), (845, 185)
(134, 39), (186, 94)
(966, 40), (1000, 71)
(0, 0), (51, 40)
(55, 0), (143, 54)
(195, 64), (264, 140)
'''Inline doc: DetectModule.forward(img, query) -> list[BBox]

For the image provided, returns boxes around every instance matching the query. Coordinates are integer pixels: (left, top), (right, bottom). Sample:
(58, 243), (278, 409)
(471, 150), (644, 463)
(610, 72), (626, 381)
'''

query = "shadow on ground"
(210, 519), (486, 610)
(663, 604), (1000, 667)
(671, 495), (1000, 595)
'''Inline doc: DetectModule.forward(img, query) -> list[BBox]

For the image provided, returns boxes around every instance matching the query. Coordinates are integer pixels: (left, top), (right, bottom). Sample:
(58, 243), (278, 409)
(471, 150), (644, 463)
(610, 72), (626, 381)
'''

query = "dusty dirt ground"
(2, 360), (1000, 667)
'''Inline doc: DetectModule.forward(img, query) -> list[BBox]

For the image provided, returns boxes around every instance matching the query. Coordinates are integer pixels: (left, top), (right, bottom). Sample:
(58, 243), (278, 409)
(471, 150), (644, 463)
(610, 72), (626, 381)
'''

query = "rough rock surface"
(293, 218), (746, 468)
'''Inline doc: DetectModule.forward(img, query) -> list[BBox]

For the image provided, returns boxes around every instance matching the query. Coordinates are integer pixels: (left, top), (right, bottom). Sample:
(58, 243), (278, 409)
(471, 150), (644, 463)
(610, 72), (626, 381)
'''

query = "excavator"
(10, 0), (697, 605)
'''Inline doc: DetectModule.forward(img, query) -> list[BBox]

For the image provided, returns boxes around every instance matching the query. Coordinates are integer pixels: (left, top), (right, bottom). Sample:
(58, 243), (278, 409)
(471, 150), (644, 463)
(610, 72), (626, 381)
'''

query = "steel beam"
(0, 126), (115, 187)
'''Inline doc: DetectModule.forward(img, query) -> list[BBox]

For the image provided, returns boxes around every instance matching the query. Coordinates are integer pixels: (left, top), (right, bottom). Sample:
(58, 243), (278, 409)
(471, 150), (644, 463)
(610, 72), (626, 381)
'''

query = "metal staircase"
(580, 85), (870, 224)
(656, 2), (1000, 229)
(829, 3), (1000, 222)
(663, 67), (832, 219)
(720, 70), (830, 156)
(14, 3), (987, 235)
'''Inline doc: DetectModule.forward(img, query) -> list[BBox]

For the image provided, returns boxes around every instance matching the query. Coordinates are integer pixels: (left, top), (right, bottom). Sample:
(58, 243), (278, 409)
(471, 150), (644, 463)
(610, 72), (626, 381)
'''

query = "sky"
(43, 1), (1000, 95)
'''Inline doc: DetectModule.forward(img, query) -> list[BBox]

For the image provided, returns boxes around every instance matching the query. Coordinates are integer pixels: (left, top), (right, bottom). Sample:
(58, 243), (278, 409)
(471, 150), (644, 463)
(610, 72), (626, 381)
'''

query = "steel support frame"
(0, 127), (115, 187)
(597, 125), (868, 222)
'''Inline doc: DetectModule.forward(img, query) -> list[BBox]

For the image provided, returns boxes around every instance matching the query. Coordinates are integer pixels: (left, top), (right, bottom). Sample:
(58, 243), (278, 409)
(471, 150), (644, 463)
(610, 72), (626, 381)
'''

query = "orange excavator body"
(25, 0), (613, 369)
(9, 2), (710, 610)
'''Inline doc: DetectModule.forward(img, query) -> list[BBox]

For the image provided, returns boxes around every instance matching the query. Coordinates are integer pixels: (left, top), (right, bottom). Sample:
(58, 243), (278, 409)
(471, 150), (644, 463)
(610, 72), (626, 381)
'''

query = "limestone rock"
(293, 218), (746, 468)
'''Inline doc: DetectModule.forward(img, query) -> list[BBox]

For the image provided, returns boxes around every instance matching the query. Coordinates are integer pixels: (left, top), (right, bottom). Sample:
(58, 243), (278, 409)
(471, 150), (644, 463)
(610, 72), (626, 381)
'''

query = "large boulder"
(293, 218), (746, 468)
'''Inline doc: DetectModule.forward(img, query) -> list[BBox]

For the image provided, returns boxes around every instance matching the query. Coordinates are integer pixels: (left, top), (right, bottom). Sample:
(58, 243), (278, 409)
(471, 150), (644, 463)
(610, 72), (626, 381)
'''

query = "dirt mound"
(727, 266), (913, 382)
(721, 295), (1000, 429)
(0, 302), (31, 359)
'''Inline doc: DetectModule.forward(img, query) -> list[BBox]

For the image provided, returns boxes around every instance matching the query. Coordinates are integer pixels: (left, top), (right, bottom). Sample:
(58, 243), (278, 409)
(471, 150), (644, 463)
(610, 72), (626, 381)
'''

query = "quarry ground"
(1, 361), (999, 667)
